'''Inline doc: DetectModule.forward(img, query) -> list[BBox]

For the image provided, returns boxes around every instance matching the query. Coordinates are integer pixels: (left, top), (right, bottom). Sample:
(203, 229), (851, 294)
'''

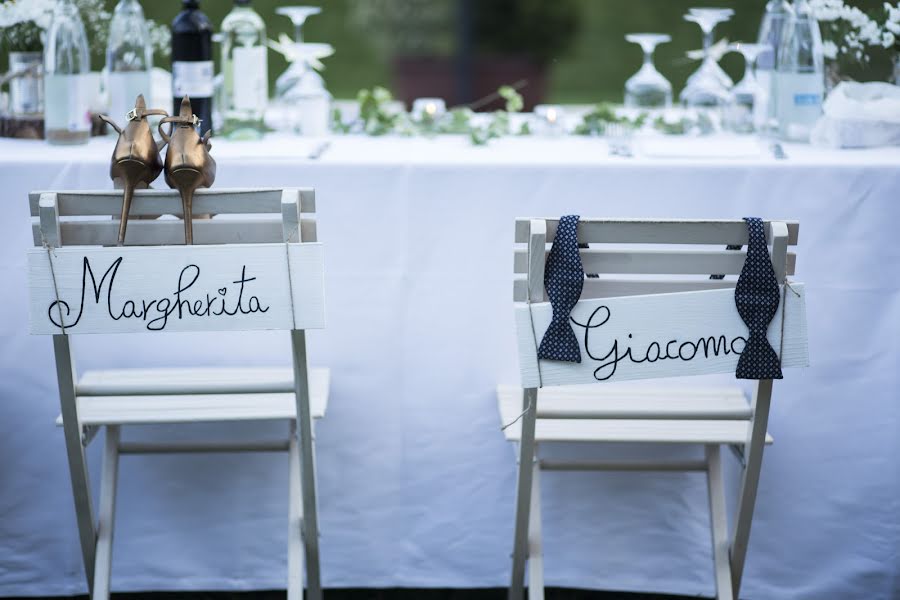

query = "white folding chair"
(500, 218), (807, 600)
(27, 188), (327, 600)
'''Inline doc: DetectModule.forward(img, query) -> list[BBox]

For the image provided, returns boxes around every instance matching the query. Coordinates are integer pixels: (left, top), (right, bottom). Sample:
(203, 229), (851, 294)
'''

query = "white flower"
(883, 31), (896, 47)
(822, 39), (839, 59)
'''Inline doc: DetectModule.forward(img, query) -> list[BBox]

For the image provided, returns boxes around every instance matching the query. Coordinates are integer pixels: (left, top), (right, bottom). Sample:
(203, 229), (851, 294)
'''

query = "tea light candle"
(412, 97), (447, 122)
(535, 104), (565, 136)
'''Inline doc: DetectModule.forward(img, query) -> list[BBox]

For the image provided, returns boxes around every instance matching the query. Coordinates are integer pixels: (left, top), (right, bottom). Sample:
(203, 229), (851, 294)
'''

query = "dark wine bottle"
(171, 0), (214, 134)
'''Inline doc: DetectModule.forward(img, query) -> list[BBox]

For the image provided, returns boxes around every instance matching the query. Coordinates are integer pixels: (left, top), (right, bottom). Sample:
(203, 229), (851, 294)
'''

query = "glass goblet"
(724, 42), (770, 134)
(275, 6), (323, 99)
(624, 33), (672, 109)
(681, 8), (734, 108)
(276, 6), (322, 43)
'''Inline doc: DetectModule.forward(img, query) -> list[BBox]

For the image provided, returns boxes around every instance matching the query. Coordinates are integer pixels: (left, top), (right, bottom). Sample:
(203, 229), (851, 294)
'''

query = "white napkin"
(811, 82), (900, 148)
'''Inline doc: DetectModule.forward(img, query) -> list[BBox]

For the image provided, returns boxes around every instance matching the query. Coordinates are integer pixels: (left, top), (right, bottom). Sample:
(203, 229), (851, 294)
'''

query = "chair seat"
(497, 384), (773, 445)
(56, 367), (329, 427)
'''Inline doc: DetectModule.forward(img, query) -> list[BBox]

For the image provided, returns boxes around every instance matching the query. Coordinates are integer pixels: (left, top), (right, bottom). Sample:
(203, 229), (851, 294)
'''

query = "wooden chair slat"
(77, 366), (298, 396)
(514, 248), (797, 276)
(58, 368), (328, 426)
(513, 276), (737, 302)
(29, 188), (316, 216)
(32, 218), (317, 247)
(497, 384), (752, 420)
(514, 218), (799, 246)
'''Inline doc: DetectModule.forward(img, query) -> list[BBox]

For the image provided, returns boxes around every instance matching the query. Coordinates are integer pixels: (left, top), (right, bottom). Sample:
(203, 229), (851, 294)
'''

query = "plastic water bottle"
(755, 0), (793, 131)
(106, 0), (152, 126)
(44, 0), (92, 145)
(775, 0), (825, 142)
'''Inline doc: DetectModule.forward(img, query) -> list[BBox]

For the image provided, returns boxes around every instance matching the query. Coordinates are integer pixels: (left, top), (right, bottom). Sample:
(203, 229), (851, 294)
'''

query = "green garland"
(332, 86), (715, 144)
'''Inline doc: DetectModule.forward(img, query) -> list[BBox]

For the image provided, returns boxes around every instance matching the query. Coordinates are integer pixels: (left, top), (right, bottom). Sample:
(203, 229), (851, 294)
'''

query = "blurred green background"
(66, 0), (900, 106)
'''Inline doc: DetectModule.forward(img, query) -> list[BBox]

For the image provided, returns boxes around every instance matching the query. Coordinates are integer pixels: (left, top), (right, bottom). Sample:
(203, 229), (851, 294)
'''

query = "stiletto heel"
(100, 95), (168, 245)
(159, 96), (216, 246)
(168, 168), (204, 244)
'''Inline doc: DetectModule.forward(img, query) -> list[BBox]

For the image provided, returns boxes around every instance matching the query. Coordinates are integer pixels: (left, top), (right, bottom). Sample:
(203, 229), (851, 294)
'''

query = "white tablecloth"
(1, 135), (898, 599)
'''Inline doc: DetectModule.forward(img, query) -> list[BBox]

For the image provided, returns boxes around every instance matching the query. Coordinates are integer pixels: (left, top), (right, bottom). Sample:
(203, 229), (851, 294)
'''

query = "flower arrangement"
(0, 0), (169, 57)
(0, 0), (55, 52)
(809, 0), (889, 63)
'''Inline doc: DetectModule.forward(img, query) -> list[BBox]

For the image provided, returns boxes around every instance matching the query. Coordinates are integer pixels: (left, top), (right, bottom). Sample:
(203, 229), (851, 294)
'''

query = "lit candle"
(412, 98), (447, 123)
(535, 104), (565, 136)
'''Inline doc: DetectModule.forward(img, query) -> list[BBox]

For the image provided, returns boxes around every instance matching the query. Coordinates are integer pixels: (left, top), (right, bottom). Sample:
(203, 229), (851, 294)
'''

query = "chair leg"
(730, 380), (773, 599)
(92, 426), (120, 600)
(287, 421), (304, 600)
(291, 330), (322, 600)
(706, 445), (734, 600)
(509, 387), (538, 600)
(527, 455), (545, 600)
(53, 335), (97, 594)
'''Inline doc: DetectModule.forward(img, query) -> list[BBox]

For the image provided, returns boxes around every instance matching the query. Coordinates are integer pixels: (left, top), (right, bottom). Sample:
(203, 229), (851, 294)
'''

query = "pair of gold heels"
(100, 95), (216, 246)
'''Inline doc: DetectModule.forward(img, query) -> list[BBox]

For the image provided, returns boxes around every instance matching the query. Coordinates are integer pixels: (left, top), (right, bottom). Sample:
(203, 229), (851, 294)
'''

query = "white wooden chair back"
(28, 188), (324, 335)
(512, 218), (807, 388)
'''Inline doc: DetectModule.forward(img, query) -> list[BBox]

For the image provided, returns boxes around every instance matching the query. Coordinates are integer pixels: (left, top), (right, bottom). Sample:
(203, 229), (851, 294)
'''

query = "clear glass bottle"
(756, 0), (793, 131)
(44, 0), (92, 145)
(221, 0), (268, 139)
(106, 0), (152, 126)
(775, 0), (824, 142)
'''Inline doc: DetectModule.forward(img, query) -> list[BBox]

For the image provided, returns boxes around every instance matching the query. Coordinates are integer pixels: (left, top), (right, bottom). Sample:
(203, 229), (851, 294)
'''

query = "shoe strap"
(159, 113), (200, 127)
(127, 107), (170, 122)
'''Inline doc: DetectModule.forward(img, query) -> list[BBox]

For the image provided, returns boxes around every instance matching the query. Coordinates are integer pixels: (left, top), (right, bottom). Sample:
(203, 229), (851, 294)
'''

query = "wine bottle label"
(172, 60), (214, 98)
(44, 74), (92, 132)
(232, 46), (268, 111)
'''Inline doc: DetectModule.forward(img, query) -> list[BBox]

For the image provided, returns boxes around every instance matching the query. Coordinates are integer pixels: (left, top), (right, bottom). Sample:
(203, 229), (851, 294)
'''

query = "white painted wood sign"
(28, 243), (325, 335)
(516, 285), (808, 388)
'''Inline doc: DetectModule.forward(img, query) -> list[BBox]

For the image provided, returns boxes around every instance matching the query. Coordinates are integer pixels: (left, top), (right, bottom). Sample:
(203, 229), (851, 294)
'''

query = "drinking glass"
(624, 33), (672, 109)
(725, 42), (769, 133)
(275, 6), (322, 100)
(680, 8), (734, 108)
(276, 6), (321, 43)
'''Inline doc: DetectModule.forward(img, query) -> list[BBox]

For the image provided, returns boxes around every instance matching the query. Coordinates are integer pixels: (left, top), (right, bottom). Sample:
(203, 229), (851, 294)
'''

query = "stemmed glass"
(276, 6), (321, 43)
(724, 42), (770, 133)
(624, 33), (672, 109)
(680, 8), (734, 108)
(275, 6), (323, 100)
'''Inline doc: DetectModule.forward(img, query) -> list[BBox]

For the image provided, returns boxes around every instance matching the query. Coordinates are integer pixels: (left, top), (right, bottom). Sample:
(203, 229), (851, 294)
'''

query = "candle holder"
(411, 97), (447, 125)
(534, 104), (565, 136)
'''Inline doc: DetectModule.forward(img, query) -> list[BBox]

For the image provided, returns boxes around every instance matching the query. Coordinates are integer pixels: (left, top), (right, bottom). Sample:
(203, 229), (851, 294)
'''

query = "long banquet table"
(0, 135), (898, 599)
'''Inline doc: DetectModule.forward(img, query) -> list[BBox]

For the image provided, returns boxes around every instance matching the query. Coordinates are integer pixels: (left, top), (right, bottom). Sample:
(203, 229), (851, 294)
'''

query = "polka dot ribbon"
(537, 215), (584, 363)
(735, 217), (784, 380)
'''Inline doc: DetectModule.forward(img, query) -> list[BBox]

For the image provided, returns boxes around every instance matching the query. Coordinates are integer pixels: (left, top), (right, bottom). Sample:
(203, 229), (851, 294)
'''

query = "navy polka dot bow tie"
(538, 215), (584, 363)
(735, 217), (784, 380)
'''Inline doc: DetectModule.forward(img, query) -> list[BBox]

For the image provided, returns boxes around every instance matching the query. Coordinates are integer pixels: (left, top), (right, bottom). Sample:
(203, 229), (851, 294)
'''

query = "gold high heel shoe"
(99, 95), (168, 246)
(158, 96), (216, 245)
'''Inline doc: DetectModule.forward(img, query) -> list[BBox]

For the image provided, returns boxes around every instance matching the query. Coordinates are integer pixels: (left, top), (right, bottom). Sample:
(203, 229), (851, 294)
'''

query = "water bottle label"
(173, 61), (214, 98)
(793, 93), (821, 107)
(775, 73), (824, 140)
(44, 74), (92, 132)
(232, 47), (267, 112)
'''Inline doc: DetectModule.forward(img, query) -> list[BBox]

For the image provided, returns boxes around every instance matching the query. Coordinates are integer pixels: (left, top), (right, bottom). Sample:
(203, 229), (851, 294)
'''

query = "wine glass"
(275, 7), (322, 100)
(276, 6), (322, 43)
(680, 8), (734, 108)
(724, 42), (769, 133)
(624, 33), (672, 109)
